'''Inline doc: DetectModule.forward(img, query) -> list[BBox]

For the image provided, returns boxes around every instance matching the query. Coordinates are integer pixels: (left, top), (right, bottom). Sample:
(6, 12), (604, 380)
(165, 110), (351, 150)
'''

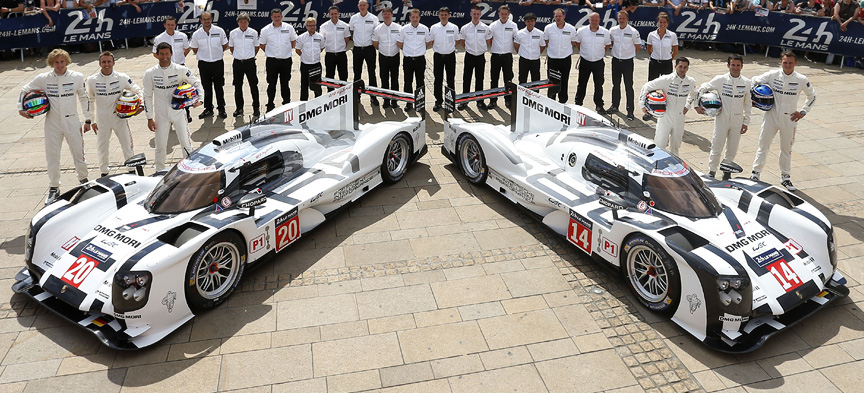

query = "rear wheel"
(185, 231), (246, 311)
(458, 134), (488, 184)
(623, 235), (681, 317)
(382, 133), (411, 184)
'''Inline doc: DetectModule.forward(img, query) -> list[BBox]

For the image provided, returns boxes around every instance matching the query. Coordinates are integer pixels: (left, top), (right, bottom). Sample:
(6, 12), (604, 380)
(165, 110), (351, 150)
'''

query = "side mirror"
(597, 189), (627, 220)
(719, 162), (742, 180)
(238, 193), (266, 216)
(125, 153), (147, 176)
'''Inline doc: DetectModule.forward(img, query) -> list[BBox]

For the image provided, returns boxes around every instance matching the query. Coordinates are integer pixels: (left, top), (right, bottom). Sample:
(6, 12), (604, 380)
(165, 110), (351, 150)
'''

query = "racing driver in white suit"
(144, 42), (204, 172)
(695, 54), (752, 179)
(750, 51), (816, 191)
(18, 48), (91, 204)
(86, 51), (143, 177)
(639, 57), (697, 156)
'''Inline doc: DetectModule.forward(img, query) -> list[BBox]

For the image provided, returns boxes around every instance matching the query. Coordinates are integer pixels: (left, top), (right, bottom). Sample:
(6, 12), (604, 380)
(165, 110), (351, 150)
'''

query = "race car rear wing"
(319, 78), (426, 120)
(442, 80), (555, 118)
(507, 82), (612, 133)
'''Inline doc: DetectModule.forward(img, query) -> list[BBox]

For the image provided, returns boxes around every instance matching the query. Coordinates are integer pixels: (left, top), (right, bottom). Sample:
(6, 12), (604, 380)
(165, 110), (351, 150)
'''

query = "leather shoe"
(252, 110), (260, 118)
(232, 109), (243, 117)
(218, 111), (228, 119)
(477, 102), (488, 110)
(382, 101), (391, 109)
(405, 104), (413, 111)
(487, 101), (497, 109)
(432, 103), (441, 112)
(371, 98), (380, 106)
(198, 109), (214, 119)
(457, 103), (467, 110)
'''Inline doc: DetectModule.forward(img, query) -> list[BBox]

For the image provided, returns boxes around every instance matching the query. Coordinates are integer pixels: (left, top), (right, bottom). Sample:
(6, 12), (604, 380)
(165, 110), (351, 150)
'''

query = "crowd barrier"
(1, 0), (862, 57)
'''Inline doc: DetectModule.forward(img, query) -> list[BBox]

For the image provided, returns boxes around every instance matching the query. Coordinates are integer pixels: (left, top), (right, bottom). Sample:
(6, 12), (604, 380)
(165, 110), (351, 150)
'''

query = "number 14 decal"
(567, 210), (593, 254)
(768, 260), (802, 292)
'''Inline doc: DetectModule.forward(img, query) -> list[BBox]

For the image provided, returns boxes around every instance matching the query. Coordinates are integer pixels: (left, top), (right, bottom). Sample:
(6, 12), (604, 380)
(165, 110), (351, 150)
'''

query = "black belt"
(404, 55), (424, 59)
(199, 59), (224, 64)
(234, 58), (255, 62)
(491, 53), (512, 56)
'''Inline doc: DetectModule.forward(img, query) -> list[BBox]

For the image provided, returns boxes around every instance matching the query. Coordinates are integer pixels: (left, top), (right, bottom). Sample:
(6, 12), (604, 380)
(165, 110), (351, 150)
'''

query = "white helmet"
(644, 90), (666, 118)
(698, 91), (722, 117)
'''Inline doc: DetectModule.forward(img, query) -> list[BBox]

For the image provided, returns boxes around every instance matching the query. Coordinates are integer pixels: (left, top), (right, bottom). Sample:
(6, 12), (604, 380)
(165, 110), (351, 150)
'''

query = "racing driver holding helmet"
(144, 42), (204, 172)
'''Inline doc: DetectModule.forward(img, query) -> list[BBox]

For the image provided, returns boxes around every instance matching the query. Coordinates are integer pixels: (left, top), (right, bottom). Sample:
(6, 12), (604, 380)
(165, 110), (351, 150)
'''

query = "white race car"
(442, 84), (848, 352)
(14, 83), (427, 349)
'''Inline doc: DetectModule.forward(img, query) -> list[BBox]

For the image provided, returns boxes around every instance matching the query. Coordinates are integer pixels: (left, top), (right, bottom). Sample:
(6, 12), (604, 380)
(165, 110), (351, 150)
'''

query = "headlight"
(827, 228), (837, 270)
(113, 271), (152, 313)
(717, 275), (749, 308)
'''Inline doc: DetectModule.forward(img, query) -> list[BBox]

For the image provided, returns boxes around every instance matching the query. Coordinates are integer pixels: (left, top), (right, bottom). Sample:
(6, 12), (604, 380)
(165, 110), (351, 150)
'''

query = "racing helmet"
(644, 90), (666, 118)
(751, 84), (774, 111)
(698, 91), (722, 117)
(115, 90), (143, 118)
(22, 90), (49, 117)
(171, 84), (199, 110)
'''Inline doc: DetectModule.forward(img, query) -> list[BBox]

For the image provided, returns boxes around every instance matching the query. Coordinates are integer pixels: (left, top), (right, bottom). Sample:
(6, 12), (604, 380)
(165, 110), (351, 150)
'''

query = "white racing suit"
(639, 72), (696, 156)
(695, 73), (752, 174)
(143, 63), (204, 171)
(86, 71), (143, 174)
(19, 70), (90, 188)
(751, 69), (816, 177)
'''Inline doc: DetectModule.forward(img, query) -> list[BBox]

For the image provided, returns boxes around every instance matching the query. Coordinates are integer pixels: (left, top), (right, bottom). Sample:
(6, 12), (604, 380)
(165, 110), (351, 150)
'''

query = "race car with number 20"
(14, 83), (427, 349)
(442, 84), (847, 352)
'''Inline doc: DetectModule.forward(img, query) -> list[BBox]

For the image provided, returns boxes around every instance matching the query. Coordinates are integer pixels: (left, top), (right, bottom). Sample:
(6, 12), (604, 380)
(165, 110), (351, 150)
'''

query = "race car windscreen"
(145, 167), (222, 214)
(644, 171), (722, 218)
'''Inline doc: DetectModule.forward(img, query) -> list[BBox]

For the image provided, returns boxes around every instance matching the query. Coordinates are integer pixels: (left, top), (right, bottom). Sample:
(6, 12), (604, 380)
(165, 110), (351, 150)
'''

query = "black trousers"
(611, 57), (635, 114)
(325, 51), (348, 90)
(379, 53), (400, 104)
(490, 53), (513, 104)
(463, 53), (486, 95)
(403, 55), (425, 103)
(265, 57), (292, 107)
(575, 58), (605, 108)
(299, 62), (322, 101)
(433, 52), (456, 105)
(519, 57), (540, 84)
(198, 59), (225, 112)
(648, 58), (673, 81)
(353, 45), (378, 88)
(547, 56), (572, 104)
(232, 58), (259, 111)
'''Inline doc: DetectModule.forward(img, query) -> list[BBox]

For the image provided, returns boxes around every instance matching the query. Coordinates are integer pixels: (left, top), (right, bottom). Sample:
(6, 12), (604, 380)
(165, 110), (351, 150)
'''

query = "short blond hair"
(305, 17), (316, 25)
(46, 49), (71, 67)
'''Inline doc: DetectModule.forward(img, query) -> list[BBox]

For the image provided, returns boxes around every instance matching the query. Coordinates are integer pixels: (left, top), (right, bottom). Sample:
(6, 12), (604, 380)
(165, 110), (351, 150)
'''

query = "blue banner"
(1, 1), (862, 57)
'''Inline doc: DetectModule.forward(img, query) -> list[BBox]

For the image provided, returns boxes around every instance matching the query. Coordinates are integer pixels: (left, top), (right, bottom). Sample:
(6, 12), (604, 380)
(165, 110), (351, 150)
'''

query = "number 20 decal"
(275, 208), (301, 252)
(61, 255), (100, 288)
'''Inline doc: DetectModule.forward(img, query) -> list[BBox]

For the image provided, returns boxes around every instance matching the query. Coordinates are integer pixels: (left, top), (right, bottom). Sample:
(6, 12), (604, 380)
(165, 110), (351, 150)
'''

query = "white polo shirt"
(228, 27), (259, 60)
(609, 24), (642, 60)
(489, 19), (517, 54)
(320, 19), (350, 53)
(461, 21), (491, 56)
(429, 22), (460, 55)
(647, 30), (678, 60)
(373, 21), (401, 57)
(190, 25), (228, 62)
(399, 23), (430, 57)
(152, 31), (190, 65)
(296, 31), (325, 65)
(259, 22), (297, 59)
(575, 26), (610, 62)
(349, 11), (378, 47)
(544, 22), (576, 59)
(515, 27), (546, 60)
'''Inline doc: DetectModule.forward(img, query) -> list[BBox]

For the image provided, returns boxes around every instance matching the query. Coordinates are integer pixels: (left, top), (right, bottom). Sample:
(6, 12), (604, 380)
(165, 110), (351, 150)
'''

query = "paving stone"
(0, 359), (60, 384)
(111, 345), (170, 369)
(410, 233), (481, 259)
(320, 321), (369, 341)
(473, 227), (539, 250)
(166, 339), (222, 361)
(458, 302), (506, 321)
(366, 379), (453, 393)
(271, 327), (321, 348)
(398, 321), (489, 363)
(218, 345), (312, 391)
(573, 332), (613, 353)
(313, 333), (403, 376)
(712, 361), (772, 388)
(2, 328), (100, 366)
(355, 284), (438, 320)
(220, 333), (271, 355)
(501, 295), (549, 315)
(124, 356), (222, 392)
(744, 369), (841, 392)
(500, 267), (572, 297)
(838, 337), (864, 360)
(477, 309), (569, 350)
(479, 346), (533, 370)
(271, 378), (327, 393)
(344, 240), (415, 266)
(379, 362), (434, 387)
(401, 270), (446, 286)
(326, 370), (381, 393)
(536, 350), (637, 392)
(189, 304), (276, 341)
(367, 314), (417, 335)
(361, 275), (405, 291)
(819, 361), (864, 392)
(442, 265), (487, 281)
(526, 338), (581, 362)
(55, 353), (116, 376)
(429, 354), (485, 379)
(797, 344), (856, 369)
(430, 275), (512, 309)
(448, 364), (548, 393)
(413, 308), (462, 328)
(277, 293), (358, 330)
(20, 369), (124, 393)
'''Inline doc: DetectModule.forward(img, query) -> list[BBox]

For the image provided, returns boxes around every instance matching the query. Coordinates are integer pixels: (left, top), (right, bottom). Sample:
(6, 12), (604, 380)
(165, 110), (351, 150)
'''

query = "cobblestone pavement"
(0, 44), (862, 393)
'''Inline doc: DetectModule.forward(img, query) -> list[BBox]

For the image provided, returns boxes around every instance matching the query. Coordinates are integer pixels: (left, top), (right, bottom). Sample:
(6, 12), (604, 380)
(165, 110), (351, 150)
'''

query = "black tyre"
(622, 235), (681, 317)
(185, 231), (246, 311)
(457, 134), (488, 184)
(381, 133), (411, 184)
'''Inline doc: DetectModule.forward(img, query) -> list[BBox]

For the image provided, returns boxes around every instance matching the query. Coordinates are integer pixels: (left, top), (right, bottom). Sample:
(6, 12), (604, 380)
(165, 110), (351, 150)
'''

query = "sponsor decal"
(490, 169), (534, 203)
(275, 207), (301, 252)
(93, 225), (143, 248)
(95, 289), (110, 300)
(547, 197), (562, 208)
(333, 168), (380, 202)
(568, 153), (577, 167)
(767, 259), (803, 292)
(221, 197), (232, 208)
(652, 163), (690, 177)
(114, 312), (142, 319)
(567, 209), (593, 254)
(687, 294), (701, 313)
(249, 234), (265, 253)
(162, 291), (176, 313)
(753, 249), (783, 268)
(724, 229), (769, 252)
(521, 96), (572, 126)
(751, 240), (767, 252)
(649, 296), (673, 310)
(754, 294), (767, 303)
(719, 314), (749, 322)
(298, 94), (349, 123)
(637, 200), (648, 212)
(285, 108), (293, 123)
(600, 237), (618, 258)
(82, 243), (111, 262)
(784, 239), (802, 255)
(310, 191), (323, 204)
(100, 239), (120, 248)
(62, 254), (101, 288)
(50, 252), (62, 260)
(61, 236), (80, 251)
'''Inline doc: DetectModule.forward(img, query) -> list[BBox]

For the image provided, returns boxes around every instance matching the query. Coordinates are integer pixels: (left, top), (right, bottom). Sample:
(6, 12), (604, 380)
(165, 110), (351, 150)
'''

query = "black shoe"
(371, 98), (380, 106)
(504, 99), (512, 107)
(642, 114), (652, 121)
(477, 102), (488, 110)
(265, 104), (275, 112)
(595, 107), (607, 115)
(218, 110), (228, 119)
(391, 101), (400, 109)
(433, 103), (442, 112)
(79, 178), (89, 184)
(708, 171), (716, 179)
(100, 172), (108, 178)
(405, 104), (413, 111)
(252, 110), (260, 118)
(232, 109), (243, 117)
(627, 113), (635, 121)
(45, 187), (60, 206)
(382, 101), (391, 109)
(457, 103), (467, 110)
(198, 109), (214, 119)
(487, 101), (497, 109)
(607, 106), (619, 114)
(186, 113), (193, 123)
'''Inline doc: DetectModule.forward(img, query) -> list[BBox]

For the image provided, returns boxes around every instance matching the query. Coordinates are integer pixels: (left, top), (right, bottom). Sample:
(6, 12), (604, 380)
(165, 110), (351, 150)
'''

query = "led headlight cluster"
(113, 271), (152, 312)
(717, 276), (749, 307)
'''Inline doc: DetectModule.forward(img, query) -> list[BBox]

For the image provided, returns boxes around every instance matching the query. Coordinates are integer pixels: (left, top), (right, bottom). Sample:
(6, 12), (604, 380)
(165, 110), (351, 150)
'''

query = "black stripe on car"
(42, 275), (88, 308)
(738, 191), (752, 213)
(95, 177), (127, 209)
(723, 207), (746, 239)
(115, 215), (173, 233)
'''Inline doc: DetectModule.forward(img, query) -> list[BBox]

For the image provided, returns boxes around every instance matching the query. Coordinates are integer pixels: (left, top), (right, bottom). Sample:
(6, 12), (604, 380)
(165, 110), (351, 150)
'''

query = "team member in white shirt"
(143, 43), (204, 172)
(644, 12), (678, 120)
(349, 0), (380, 106)
(321, 6), (351, 90)
(296, 17), (326, 101)
(86, 51), (143, 178)
(190, 11), (228, 119)
(398, 8), (431, 112)
(608, 11), (642, 121)
(459, 5), (492, 110)
(228, 12), (260, 118)
(259, 8), (297, 111)
(639, 57), (697, 156)
(514, 13), (546, 85)
(488, 4), (517, 108)
(18, 49), (91, 204)
(574, 12), (611, 114)
(544, 8), (577, 103)
(429, 7), (460, 112)
(373, 7), (402, 108)
(152, 16), (192, 122)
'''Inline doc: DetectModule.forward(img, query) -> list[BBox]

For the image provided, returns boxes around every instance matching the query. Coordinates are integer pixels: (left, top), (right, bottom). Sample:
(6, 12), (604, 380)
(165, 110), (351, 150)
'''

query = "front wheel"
(622, 235), (681, 317)
(382, 133), (411, 184)
(457, 134), (488, 184)
(185, 231), (246, 312)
